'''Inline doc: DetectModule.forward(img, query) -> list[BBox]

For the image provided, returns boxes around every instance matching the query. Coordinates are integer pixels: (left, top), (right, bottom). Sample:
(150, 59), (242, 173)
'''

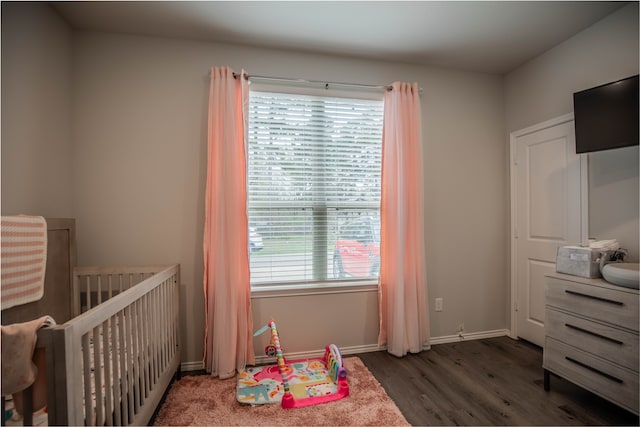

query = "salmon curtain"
(203, 66), (255, 378)
(378, 81), (429, 357)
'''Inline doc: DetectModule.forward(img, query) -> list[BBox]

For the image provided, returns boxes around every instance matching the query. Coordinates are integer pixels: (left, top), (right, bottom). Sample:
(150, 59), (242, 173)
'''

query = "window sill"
(251, 281), (379, 299)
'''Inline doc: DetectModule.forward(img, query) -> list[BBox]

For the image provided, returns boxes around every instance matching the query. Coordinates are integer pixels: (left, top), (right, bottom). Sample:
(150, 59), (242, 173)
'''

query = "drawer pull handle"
(564, 290), (624, 306)
(565, 356), (623, 383)
(565, 323), (624, 345)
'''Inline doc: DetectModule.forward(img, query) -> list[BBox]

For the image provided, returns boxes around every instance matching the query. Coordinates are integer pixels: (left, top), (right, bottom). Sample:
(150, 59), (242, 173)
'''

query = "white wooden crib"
(41, 264), (180, 426)
(2, 219), (181, 426)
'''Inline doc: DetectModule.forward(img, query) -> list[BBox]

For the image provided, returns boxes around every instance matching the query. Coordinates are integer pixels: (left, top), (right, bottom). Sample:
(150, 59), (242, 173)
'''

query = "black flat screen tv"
(573, 74), (639, 154)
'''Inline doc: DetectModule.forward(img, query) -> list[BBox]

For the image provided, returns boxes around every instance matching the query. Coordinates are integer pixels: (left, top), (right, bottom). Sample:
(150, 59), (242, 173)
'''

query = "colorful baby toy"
(236, 320), (349, 409)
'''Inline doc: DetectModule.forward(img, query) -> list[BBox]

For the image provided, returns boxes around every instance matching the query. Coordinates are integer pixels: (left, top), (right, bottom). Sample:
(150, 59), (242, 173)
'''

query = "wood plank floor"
(358, 337), (639, 426)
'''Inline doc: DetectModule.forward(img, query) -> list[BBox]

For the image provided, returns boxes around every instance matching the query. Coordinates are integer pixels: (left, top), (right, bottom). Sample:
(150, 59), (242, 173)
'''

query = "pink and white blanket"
(1, 215), (47, 310)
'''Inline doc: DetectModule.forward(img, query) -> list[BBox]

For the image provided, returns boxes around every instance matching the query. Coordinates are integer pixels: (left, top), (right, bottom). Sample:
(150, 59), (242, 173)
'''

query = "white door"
(511, 115), (585, 347)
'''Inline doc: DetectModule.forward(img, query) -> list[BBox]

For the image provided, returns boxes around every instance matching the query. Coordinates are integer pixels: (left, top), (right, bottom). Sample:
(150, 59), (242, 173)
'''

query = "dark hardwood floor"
(358, 337), (639, 426)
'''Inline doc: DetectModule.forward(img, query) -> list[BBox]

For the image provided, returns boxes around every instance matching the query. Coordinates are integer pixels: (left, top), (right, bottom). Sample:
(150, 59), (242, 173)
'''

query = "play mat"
(237, 321), (349, 409)
(238, 358), (342, 404)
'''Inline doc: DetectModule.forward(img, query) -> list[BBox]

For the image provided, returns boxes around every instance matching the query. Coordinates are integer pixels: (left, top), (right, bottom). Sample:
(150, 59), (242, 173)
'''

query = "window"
(247, 87), (383, 288)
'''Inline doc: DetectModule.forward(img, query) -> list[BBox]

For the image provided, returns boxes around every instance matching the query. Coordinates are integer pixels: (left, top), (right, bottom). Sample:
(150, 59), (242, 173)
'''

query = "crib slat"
(82, 333), (92, 426)
(170, 280), (175, 361)
(162, 279), (171, 371)
(165, 281), (172, 364)
(85, 276), (91, 312)
(138, 297), (147, 404)
(103, 317), (113, 426)
(97, 275), (102, 306)
(143, 291), (151, 397)
(126, 305), (139, 420)
(160, 284), (164, 376)
(172, 275), (178, 360)
(157, 282), (164, 375)
(149, 288), (156, 387)
(112, 313), (122, 426)
(93, 324), (104, 426)
(137, 297), (146, 402)
(160, 283), (165, 375)
(124, 305), (134, 420)
(173, 275), (178, 359)
(158, 283), (166, 372)
(118, 311), (129, 425)
(175, 274), (179, 360)
(130, 300), (139, 414)
(108, 274), (113, 300)
(153, 287), (159, 383)
(166, 281), (171, 368)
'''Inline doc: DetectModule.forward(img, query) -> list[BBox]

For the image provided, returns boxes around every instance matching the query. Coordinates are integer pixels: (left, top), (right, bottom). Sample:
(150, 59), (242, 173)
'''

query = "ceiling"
(51, 1), (626, 74)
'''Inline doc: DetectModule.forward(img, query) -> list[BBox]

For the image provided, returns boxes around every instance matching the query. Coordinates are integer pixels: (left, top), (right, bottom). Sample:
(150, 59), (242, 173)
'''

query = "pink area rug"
(153, 357), (409, 426)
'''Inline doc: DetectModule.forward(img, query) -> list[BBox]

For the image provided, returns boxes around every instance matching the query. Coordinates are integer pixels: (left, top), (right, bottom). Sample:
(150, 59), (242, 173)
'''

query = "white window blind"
(247, 90), (383, 287)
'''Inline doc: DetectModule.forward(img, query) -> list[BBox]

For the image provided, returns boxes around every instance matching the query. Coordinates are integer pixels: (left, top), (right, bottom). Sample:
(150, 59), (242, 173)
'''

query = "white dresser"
(543, 272), (639, 414)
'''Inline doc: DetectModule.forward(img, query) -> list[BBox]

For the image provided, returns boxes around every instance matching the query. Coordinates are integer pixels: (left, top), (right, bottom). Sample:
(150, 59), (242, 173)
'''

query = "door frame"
(508, 113), (589, 339)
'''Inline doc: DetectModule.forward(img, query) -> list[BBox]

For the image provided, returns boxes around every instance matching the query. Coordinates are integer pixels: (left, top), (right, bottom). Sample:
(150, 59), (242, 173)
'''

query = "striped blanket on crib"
(1, 216), (47, 310)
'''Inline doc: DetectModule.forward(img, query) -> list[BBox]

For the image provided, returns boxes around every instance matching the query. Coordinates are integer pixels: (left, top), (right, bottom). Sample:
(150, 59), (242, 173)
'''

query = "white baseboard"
(429, 329), (509, 345)
(181, 360), (204, 372)
(181, 329), (510, 371)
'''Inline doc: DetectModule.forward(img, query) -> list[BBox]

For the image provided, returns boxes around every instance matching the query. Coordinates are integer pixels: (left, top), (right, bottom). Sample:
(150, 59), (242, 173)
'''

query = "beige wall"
(1, 3), (73, 217)
(504, 3), (639, 132)
(588, 145), (639, 261)
(69, 32), (505, 364)
(504, 3), (639, 327)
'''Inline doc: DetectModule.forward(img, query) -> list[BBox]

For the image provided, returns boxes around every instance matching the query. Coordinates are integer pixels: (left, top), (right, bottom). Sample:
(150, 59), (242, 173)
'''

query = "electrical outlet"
(435, 298), (443, 312)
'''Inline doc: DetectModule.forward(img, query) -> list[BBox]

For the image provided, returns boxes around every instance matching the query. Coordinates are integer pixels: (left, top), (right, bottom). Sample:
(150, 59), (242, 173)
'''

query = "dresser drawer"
(544, 338), (639, 414)
(546, 277), (639, 331)
(545, 308), (639, 370)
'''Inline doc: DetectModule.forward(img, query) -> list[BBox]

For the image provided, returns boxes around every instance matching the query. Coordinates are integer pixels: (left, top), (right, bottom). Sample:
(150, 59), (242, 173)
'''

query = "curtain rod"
(231, 72), (423, 93)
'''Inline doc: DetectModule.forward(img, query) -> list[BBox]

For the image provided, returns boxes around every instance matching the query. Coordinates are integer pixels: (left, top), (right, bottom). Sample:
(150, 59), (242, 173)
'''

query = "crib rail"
(41, 264), (180, 426)
(73, 265), (171, 316)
